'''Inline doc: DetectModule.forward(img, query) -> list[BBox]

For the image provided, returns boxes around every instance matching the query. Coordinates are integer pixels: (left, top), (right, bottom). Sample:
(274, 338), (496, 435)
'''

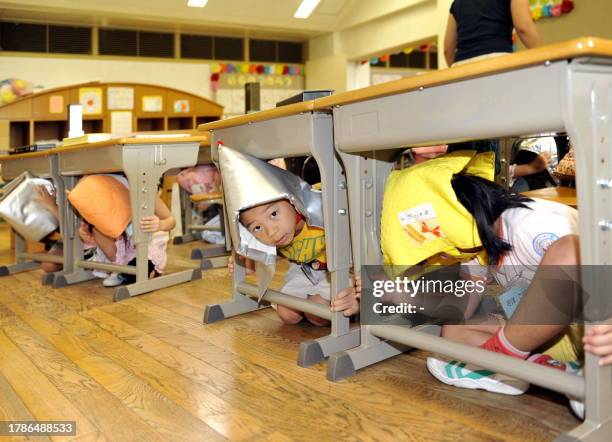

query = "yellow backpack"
(381, 150), (494, 269)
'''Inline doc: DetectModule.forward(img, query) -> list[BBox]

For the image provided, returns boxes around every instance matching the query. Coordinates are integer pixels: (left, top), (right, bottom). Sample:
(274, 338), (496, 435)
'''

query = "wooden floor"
(0, 224), (579, 441)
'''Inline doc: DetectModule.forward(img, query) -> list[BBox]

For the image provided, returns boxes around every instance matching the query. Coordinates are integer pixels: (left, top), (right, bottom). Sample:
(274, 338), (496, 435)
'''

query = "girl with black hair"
(426, 174), (612, 419)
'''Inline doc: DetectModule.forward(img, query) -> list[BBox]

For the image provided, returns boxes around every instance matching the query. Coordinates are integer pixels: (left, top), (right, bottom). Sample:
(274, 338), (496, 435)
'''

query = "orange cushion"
(68, 175), (131, 239)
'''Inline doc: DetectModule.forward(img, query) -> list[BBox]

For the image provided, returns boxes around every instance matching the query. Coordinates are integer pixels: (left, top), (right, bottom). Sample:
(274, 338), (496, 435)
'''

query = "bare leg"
(443, 235), (581, 353)
(41, 242), (63, 273)
(304, 294), (331, 327)
(92, 228), (118, 262)
(442, 318), (501, 346)
(503, 235), (580, 352)
(276, 305), (304, 325)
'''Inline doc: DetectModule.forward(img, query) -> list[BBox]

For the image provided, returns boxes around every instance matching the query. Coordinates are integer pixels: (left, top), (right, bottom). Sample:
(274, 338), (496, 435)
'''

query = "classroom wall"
(305, 0), (444, 93)
(0, 55), (212, 99)
(340, 0), (438, 61)
(305, 53), (348, 93)
(306, 0), (612, 94)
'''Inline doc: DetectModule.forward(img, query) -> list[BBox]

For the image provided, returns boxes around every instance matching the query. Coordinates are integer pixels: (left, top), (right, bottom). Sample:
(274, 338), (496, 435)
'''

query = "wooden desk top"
(0, 150), (54, 163)
(522, 186), (577, 207)
(55, 135), (207, 153)
(191, 191), (223, 202)
(315, 37), (612, 109)
(197, 100), (315, 132)
(195, 38), (612, 132)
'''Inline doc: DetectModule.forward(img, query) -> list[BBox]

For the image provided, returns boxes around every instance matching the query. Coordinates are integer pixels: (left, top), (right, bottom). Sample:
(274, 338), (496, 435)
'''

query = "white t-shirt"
(463, 198), (578, 287)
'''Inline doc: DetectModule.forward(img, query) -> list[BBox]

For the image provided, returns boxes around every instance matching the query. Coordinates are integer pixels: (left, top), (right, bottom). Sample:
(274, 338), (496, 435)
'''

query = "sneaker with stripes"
(426, 357), (529, 395)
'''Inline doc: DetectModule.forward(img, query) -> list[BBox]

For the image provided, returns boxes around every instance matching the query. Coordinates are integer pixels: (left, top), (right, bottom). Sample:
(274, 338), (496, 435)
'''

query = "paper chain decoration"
(210, 63), (300, 76)
(530, 0), (575, 20)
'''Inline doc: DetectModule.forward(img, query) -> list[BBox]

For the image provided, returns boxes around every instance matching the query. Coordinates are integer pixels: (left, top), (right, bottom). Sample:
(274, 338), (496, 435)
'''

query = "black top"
(450, 0), (514, 63)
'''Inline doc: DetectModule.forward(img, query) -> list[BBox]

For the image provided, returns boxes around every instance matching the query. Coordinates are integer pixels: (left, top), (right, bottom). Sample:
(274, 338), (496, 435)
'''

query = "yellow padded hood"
(381, 150), (494, 268)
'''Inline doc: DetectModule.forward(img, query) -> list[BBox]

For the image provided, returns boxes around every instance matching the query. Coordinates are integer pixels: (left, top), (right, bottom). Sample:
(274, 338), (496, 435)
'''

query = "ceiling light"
(294, 0), (321, 19)
(188, 0), (208, 7)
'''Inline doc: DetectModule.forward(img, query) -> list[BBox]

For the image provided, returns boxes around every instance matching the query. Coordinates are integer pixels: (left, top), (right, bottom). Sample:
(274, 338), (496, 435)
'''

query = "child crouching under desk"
(381, 149), (612, 419)
(69, 174), (174, 287)
(219, 145), (360, 325)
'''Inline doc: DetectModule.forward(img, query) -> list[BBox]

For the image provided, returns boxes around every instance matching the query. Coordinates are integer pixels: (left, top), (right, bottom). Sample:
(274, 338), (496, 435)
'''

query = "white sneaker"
(569, 398), (585, 420)
(102, 272), (125, 287)
(567, 369), (585, 420)
(426, 357), (529, 396)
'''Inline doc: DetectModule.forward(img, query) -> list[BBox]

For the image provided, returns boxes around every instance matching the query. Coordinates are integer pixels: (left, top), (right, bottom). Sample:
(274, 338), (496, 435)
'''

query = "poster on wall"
(107, 87), (134, 110)
(142, 95), (163, 112)
(78, 87), (103, 115)
(110, 111), (133, 135)
(49, 95), (64, 114)
(216, 73), (304, 115)
(173, 99), (190, 113)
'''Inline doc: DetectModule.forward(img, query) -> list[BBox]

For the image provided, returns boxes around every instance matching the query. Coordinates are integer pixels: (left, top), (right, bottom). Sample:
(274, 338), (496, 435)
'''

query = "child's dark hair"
(451, 174), (532, 265)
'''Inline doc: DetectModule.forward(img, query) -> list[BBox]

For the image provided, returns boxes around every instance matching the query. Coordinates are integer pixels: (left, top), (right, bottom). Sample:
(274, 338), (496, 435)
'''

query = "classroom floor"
(0, 224), (579, 441)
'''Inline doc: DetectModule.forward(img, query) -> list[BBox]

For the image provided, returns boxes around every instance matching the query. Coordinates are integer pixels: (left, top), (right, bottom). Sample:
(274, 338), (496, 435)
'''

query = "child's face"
(240, 199), (298, 247)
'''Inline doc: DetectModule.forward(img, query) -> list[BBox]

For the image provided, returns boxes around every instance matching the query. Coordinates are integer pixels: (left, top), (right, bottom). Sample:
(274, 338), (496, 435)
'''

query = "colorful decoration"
(210, 62), (302, 92)
(49, 95), (64, 114)
(529, 0), (574, 21)
(78, 87), (103, 115)
(173, 99), (190, 113)
(210, 73), (220, 93)
(366, 44), (436, 66)
(0, 78), (34, 106)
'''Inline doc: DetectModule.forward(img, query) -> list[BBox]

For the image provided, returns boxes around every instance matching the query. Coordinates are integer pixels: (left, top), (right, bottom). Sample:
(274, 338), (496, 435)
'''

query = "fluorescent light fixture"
(294, 0), (321, 19)
(187, 0), (208, 7)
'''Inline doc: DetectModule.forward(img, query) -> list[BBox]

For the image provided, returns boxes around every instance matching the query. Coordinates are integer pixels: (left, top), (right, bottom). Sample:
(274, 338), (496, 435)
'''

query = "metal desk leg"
(191, 213), (230, 270)
(296, 113), (361, 367)
(203, 251), (268, 323)
(43, 156), (70, 286)
(555, 61), (612, 442)
(114, 144), (201, 302)
(0, 233), (40, 276)
(173, 188), (198, 244)
(53, 176), (96, 288)
(327, 151), (421, 381)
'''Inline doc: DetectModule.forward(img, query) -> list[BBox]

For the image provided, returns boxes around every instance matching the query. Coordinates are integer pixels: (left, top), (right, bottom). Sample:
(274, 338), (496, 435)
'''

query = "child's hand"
(530, 151), (552, 174)
(583, 324), (612, 366)
(140, 215), (161, 233)
(331, 276), (361, 317)
(227, 255), (255, 275)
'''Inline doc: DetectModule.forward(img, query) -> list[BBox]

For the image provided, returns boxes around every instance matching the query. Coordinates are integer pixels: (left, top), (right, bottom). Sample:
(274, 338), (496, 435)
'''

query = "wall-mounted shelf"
(0, 81), (223, 151)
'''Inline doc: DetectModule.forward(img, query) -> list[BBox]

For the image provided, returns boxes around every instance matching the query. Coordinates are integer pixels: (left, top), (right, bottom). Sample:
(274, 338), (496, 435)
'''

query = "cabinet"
(0, 81), (223, 151)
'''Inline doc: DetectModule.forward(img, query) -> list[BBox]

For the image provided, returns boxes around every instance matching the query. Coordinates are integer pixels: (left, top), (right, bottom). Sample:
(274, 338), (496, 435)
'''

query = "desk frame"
(53, 139), (202, 301)
(325, 57), (611, 440)
(0, 152), (73, 285)
(202, 111), (361, 367)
